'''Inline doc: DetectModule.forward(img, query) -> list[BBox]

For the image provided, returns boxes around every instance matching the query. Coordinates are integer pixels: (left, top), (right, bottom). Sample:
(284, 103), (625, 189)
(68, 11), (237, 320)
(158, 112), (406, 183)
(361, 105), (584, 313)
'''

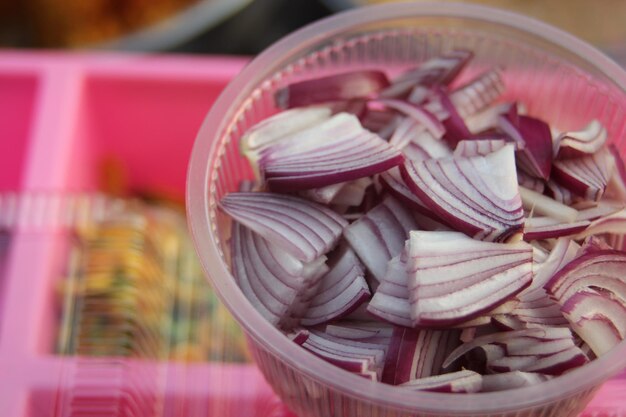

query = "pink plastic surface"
(0, 51), (623, 417)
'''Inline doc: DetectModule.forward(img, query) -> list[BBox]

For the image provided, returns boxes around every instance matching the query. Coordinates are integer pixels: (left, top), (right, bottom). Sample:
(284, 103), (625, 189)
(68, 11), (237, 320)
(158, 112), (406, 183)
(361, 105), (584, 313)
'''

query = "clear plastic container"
(186, 3), (626, 416)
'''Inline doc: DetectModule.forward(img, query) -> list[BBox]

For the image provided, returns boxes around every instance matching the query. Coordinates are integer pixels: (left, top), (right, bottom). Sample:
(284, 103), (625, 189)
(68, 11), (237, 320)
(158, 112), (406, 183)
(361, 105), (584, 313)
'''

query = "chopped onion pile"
(219, 50), (626, 393)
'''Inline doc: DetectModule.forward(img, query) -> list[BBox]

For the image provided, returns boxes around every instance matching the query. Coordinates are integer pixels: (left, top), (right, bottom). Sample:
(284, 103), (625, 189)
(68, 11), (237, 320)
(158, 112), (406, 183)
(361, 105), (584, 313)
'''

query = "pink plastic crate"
(0, 51), (623, 417)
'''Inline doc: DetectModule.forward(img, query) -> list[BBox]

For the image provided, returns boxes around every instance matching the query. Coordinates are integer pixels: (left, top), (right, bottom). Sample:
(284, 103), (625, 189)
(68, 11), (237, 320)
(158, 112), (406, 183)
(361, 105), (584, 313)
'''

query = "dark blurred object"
(176, 0), (333, 55)
(321, 0), (626, 66)
(0, 0), (252, 51)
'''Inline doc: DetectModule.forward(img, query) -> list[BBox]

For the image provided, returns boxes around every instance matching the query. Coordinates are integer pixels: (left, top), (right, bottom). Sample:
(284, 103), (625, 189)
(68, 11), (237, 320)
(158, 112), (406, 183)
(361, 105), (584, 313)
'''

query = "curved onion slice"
(576, 208), (626, 239)
(556, 120), (607, 159)
(552, 147), (613, 201)
(399, 370), (482, 393)
(402, 131), (452, 162)
(481, 371), (551, 392)
(545, 250), (626, 305)
(261, 114), (403, 192)
(371, 99), (445, 139)
(379, 167), (436, 217)
(407, 231), (533, 327)
(450, 68), (505, 119)
(453, 139), (507, 158)
(301, 247), (370, 326)
(220, 192), (347, 262)
(380, 50), (473, 99)
(325, 321), (393, 344)
(382, 327), (460, 385)
(561, 291), (626, 356)
(429, 88), (473, 148)
(231, 223), (328, 328)
(275, 70), (390, 108)
(523, 217), (590, 241)
(517, 170), (545, 194)
(303, 330), (388, 381)
(344, 196), (418, 282)
(519, 186), (578, 223)
(287, 328), (311, 345)
(498, 109), (553, 180)
(367, 254), (413, 327)
(545, 179), (576, 205)
(487, 345), (588, 375)
(402, 144), (524, 242)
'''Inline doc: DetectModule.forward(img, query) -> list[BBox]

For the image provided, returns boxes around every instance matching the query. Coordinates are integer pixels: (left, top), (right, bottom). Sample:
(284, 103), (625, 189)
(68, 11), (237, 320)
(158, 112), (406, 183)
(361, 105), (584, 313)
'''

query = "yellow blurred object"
(354, 0), (626, 50)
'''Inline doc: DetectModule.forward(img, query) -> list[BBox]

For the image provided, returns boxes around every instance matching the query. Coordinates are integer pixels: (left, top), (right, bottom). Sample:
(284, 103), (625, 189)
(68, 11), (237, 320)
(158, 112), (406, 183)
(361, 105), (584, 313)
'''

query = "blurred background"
(1, 0), (626, 63)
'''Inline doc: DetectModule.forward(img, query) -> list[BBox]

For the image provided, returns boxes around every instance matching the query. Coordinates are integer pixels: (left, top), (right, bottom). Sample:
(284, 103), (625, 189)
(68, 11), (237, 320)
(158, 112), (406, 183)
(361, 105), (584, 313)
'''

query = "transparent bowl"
(187, 3), (626, 416)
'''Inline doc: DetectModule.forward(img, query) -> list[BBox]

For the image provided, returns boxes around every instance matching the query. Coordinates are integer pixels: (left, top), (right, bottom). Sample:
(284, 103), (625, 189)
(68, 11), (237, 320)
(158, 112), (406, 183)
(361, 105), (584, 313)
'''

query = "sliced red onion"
(580, 235), (614, 254)
(301, 246), (370, 326)
(361, 107), (399, 136)
(332, 177), (373, 207)
(261, 114), (403, 192)
(551, 147), (613, 201)
(380, 50), (472, 98)
(481, 371), (551, 392)
(428, 88), (473, 148)
(606, 144), (626, 200)
(523, 217), (590, 241)
(344, 196), (418, 282)
(407, 231), (533, 327)
(576, 208), (626, 239)
(242, 107), (332, 157)
(491, 315), (527, 331)
(464, 102), (514, 135)
(510, 291), (569, 328)
(379, 167), (436, 217)
(453, 139), (507, 158)
(561, 290), (626, 356)
(302, 330), (388, 381)
(324, 321), (393, 344)
(399, 370), (482, 393)
(220, 192), (347, 262)
(402, 144), (524, 242)
(275, 70), (390, 108)
(367, 253), (413, 327)
(231, 223), (328, 328)
(382, 327), (460, 385)
(371, 99), (445, 139)
(287, 328), (311, 345)
(545, 250), (626, 306)
(498, 111), (553, 180)
(526, 238), (580, 292)
(556, 120), (607, 159)
(545, 179), (576, 205)
(402, 131), (453, 162)
(519, 186), (578, 223)
(300, 182), (347, 205)
(450, 68), (505, 119)
(575, 200), (624, 221)
(517, 170), (545, 194)
(488, 345), (588, 375)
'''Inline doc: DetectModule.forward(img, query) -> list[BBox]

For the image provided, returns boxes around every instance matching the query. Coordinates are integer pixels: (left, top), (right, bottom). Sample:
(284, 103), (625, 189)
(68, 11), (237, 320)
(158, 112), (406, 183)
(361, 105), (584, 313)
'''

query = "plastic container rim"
(187, 2), (626, 413)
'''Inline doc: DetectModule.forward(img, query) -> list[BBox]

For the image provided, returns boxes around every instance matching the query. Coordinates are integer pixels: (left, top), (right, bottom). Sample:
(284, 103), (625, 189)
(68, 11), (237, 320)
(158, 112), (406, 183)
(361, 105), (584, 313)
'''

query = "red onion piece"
(402, 144), (525, 242)
(561, 290), (626, 356)
(464, 102), (514, 135)
(402, 131), (453, 162)
(261, 114), (403, 192)
(453, 139), (507, 158)
(275, 70), (390, 108)
(242, 107), (332, 157)
(523, 217), (590, 241)
(576, 208), (626, 239)
(303, 330), (388, 381)
(517, 170), (545, 194)
(301, 246), (371, 326)
(379, 167), (437, 218)
(487, 345), (588, 375)
(428, 88), (473, 148)
(498, 111), (553, 180)
(556, 120), (607, 159)
(545, 179), (576, 205)
(519, 186), (578, 223)
(231, 223), (328, 328)
(287, 328), (311, 345)
(399, 370), (482, 393)
(220, 192), (347, 262)
(382, 327), (460, 385)
(526, 238), (580, 293)
(450, 68), (505, 119)
(481, 371), (551, 392)
(371, 99), (445, 139)
(551, 147), (613, 201)
(344, 196), (418, 282)
(380, 50), (473, 99)
(367, 253), (413, 327)
(407, 231), (533, 327)
(300, 182), (347, 204)
(324, 321), (393, 344)
(545, 250), (626, 306)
